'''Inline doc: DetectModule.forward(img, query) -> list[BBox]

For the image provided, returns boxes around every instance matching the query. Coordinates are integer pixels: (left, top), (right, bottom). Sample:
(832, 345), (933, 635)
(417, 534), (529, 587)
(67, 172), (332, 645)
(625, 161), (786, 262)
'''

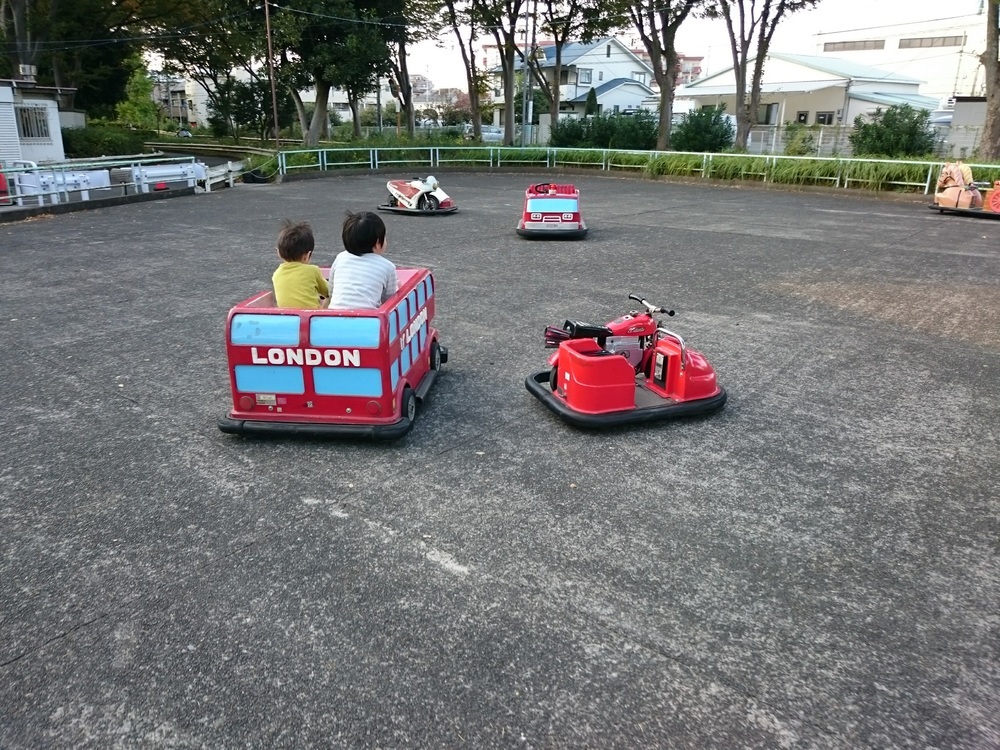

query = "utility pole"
(520, 0), (530, 146)
(526, 0), (537, 145)
(264, 0), (282, 150)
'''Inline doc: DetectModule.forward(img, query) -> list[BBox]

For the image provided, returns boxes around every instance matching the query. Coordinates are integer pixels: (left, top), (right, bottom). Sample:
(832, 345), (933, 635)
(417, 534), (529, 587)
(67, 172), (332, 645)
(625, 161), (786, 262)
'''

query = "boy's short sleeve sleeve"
(382, 260), (398, 301)
(314, 265), (329, 298)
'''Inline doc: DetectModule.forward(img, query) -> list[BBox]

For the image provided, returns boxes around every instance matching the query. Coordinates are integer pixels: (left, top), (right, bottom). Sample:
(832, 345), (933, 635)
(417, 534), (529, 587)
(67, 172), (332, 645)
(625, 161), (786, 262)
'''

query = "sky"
(409, 0), (987, 91)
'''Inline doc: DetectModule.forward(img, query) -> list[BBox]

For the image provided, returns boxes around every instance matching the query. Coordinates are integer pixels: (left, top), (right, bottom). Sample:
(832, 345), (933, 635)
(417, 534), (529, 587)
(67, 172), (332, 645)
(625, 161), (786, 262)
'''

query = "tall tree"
(145, 0), (267, 128)
(616, 0), (703, 151)
(704, 0), (819, 149)
(442, 0), (487, 138)
(2, 0), (175, 116)
(479, 0), (527, 145)
(385, 0), (441, 136)
(979, 0), (1000, 159)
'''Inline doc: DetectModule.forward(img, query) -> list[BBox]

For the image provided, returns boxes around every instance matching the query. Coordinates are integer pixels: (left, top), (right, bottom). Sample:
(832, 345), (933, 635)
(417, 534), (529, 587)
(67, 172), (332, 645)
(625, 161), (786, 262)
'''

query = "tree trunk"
(980, 0), (1000, 160)
(305, 78), (330, 147)
(348, 92), (362, 138)
(290, 88), (308, 139)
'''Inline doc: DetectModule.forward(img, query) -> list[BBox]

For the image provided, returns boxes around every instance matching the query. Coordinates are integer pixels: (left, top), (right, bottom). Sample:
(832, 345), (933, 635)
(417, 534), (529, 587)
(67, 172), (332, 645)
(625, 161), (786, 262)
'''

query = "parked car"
(463, 124), (505, 143)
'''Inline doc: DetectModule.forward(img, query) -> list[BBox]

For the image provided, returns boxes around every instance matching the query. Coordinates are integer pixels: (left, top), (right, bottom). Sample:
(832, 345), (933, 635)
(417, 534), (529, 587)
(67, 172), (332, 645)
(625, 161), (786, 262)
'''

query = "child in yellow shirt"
(271, 220), (329, 309)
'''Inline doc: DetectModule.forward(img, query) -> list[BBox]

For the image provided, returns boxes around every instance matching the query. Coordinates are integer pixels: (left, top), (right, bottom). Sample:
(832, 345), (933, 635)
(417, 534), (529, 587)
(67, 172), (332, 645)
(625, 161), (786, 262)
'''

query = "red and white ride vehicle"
(379, 176), (457, 215)
(516, 182), (588, 240)
(219, 268), (447, 439)
(526, 295), (726, 428)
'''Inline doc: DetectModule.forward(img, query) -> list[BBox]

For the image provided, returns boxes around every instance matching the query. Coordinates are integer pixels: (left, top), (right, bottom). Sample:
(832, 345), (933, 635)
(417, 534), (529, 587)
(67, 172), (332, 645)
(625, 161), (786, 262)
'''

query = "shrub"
(61, 125), (151, 158)
(849, 104), (935, 158)
(670, 106), (735, 153)
(549, 111), (657, 151)
(782, 122), (817, 156)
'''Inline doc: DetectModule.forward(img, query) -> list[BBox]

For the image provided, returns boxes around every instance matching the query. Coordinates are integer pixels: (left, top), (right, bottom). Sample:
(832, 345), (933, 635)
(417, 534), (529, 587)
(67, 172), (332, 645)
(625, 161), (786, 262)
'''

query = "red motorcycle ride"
(525, 294), (726, 428)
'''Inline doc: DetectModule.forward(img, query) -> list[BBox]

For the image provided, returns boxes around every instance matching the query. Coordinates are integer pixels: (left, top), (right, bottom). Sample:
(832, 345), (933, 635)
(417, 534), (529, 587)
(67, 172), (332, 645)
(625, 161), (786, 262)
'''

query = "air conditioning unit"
(18, 64), (36, 80)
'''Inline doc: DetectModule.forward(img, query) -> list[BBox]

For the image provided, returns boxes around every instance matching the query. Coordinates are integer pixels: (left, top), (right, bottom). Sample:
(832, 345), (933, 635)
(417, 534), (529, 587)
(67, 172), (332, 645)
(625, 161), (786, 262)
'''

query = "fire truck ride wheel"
(430, 341), (442, 371)
(402, 386), (417, 423)
(387, 194), (397, 206)
(418, 194), (440, 211)
(548, 365), (559, 392)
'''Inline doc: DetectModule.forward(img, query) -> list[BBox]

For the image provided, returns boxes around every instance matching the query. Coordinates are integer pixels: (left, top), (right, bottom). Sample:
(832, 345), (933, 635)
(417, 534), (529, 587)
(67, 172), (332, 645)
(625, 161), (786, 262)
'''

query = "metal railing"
(0, 155), (224, 208)
(274, 146), (965, 195)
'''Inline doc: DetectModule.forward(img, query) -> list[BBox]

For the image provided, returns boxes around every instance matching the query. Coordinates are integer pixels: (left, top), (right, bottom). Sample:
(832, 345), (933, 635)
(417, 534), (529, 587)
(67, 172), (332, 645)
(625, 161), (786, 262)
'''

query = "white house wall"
(0, 86), (22, 165)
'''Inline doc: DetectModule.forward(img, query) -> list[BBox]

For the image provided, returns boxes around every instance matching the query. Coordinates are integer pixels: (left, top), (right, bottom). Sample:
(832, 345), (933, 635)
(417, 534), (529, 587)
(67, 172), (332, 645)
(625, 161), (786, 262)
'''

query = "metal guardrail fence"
(0, 154), (243, 208)
(275, 146), (961, 195)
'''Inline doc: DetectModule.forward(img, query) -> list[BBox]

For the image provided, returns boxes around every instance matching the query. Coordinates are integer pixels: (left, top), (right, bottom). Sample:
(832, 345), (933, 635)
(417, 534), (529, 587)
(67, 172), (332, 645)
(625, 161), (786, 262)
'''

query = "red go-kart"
(525, 295), (726, 428)
(516, 182), (587, 240)
(219, 267), (447, 439)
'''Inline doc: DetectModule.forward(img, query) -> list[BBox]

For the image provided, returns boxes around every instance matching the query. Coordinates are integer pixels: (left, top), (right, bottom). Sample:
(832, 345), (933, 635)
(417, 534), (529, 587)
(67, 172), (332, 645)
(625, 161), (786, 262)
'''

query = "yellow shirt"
(272, 261), (329, 309)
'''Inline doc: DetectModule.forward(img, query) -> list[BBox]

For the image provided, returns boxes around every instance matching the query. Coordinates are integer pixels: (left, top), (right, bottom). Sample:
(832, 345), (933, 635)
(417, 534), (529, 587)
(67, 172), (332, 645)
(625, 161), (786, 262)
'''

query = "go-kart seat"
(564, 320), (613, 340)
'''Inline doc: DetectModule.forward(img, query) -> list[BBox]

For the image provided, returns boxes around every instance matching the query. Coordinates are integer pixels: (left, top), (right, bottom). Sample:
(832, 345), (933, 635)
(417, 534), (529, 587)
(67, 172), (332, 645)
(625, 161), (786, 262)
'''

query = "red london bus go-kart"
(218, 267), (447, 439)
(525, 295), (726, 428)
(516, 182), (588, 240)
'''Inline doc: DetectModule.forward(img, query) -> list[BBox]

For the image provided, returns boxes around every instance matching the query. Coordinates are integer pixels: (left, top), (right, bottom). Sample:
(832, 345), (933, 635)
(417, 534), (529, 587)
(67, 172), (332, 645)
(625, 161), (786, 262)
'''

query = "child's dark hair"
(342, 211), (386, 256)
(276, 219), (314, 261)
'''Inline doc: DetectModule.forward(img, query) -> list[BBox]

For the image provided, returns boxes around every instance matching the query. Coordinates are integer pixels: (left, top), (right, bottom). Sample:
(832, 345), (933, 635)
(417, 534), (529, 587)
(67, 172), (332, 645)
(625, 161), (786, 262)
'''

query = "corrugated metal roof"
(686, 52), (923, 90)
(567, 78), (655, 102)
(768, 53), (924, 84)
(850, 91), (940, 109)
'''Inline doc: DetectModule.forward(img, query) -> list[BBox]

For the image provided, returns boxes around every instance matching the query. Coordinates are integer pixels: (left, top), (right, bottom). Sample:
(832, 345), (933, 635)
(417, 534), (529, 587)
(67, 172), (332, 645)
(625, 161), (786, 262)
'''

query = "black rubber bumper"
(516, 227), (588, 240)
(377, 204), (458, 215)
(928, 203), (1000, 219)
(218, 414), (413, 440)
(524, 370), (727, 428)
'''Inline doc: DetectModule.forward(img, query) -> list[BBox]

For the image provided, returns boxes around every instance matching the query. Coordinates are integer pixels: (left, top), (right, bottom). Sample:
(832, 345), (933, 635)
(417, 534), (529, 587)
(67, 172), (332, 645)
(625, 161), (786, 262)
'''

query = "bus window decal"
(231, 314), (300, 346)
(310, 316), (381, 348)
(313, 367), (383, 397)
(234, 364), (305, 394)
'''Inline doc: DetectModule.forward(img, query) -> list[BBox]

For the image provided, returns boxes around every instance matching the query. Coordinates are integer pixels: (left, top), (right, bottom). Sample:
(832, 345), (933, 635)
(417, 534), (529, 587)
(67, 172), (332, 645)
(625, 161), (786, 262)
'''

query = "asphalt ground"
(1, 172), (998, 748)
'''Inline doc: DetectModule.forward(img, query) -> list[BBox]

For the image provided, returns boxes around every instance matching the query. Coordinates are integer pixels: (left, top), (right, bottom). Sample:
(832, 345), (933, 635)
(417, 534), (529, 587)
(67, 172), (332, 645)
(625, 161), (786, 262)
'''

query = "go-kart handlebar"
(628, 293), (674, 316)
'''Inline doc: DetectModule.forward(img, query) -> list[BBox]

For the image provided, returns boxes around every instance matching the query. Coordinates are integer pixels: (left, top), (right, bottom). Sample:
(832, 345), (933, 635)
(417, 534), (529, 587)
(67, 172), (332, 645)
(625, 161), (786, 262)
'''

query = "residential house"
(677, 53), (939, 128)
(1, 78), (74, 166)
(488, 37), (656, 129)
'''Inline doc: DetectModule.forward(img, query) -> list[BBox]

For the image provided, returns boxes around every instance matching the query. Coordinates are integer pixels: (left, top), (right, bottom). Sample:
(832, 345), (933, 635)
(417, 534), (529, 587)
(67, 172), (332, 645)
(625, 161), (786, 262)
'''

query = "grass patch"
(645, 153), (704, 177)
(550, 149), (605, 168)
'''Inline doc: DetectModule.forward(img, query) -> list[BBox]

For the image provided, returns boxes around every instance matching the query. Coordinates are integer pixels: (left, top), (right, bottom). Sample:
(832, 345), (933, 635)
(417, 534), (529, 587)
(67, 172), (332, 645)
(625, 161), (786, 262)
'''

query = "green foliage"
(585, 88), (598, 116)
(61, 126), (151, 158)
(670, 106), (735, 153)
(207, 77), (295, 143)
(849, 104), (936, 158)
(115, 66), (159, 130)
(549, 112), (657, 150)
(782, 122), (817, 156)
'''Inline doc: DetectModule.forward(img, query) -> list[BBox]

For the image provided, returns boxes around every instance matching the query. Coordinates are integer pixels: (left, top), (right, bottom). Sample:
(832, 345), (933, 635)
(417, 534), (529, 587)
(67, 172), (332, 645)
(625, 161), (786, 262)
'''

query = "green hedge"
(61, 126), (152, 158)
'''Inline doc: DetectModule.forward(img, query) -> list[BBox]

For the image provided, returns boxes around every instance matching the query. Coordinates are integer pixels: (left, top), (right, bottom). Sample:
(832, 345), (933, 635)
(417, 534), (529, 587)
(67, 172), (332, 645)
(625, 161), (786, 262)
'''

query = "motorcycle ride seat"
(564, 321), (614, 339)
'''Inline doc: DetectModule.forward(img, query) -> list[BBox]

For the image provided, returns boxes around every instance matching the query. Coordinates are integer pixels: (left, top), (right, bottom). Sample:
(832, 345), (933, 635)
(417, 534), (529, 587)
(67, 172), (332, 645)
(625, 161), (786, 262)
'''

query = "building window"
(757, 103), (778, 125)
(796, 111), (809, 124)
(899, 35), (965, 49)
(606, 45), (611, 58)
(816, 111), (835, 125)
(823, 39), (885, 52)
(632, 71), (646, 85)
(578, 68), (592, 84)
(560, 70), (569, 84)
(598, 71), (603, 81)
(15, 105), (50, 140)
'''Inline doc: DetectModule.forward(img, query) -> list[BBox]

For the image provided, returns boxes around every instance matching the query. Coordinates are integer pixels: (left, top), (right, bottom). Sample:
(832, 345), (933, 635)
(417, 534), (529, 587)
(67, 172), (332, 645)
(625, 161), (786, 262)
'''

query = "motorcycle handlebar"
(628, 293), (674, 316)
